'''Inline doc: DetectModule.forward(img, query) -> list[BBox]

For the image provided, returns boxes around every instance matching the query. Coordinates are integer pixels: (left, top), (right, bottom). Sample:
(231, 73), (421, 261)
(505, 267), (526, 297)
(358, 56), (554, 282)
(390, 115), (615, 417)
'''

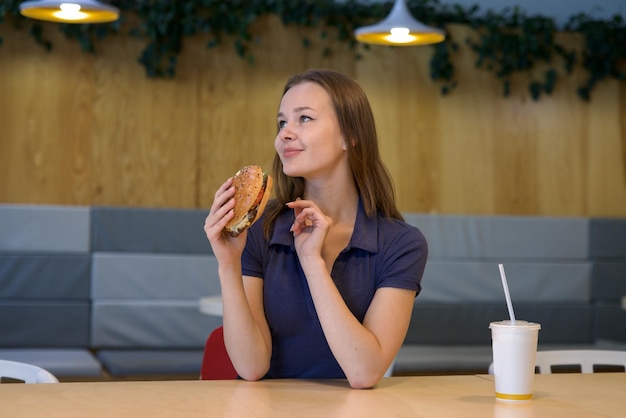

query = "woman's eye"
(277, 120), (286, 129)
(300, 115), (312, 122)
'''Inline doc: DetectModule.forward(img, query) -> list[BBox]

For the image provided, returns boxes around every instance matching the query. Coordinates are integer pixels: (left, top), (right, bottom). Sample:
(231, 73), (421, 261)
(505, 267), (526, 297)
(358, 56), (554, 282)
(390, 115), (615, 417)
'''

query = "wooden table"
(0, 374), (624, 417)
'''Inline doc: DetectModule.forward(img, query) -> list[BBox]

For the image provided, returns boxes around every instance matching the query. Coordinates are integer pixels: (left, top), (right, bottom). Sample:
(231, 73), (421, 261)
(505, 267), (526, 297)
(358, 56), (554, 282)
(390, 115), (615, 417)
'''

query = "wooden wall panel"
(586, 81), (626, 216)
(0, 26), (95, 205)
(433, 27), (501, 216)
(90, 29), (200, 208)
(356, 38), (443, 214)
(0, 18), (624, 217)
(193, 15), (358, 210)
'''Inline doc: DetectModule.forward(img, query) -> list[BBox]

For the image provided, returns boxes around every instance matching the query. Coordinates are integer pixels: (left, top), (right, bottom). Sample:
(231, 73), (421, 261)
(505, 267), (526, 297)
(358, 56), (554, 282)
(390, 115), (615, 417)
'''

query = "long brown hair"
(263, 69), (403, 239)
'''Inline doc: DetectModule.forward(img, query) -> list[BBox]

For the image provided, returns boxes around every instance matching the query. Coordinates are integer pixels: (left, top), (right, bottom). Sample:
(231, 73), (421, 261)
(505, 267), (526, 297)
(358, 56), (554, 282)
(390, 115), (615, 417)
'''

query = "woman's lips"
(283, 148), (302, 158)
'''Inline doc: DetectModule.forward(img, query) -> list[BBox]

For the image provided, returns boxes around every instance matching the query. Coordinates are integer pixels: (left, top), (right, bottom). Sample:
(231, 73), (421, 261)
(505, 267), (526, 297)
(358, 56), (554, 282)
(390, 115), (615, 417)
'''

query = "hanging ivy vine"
(0, 0), (624, 101)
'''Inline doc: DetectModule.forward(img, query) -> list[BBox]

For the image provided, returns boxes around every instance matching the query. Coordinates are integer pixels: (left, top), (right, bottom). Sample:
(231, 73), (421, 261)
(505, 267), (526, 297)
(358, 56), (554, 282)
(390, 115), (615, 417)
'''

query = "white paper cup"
(490, 320), (541, 401)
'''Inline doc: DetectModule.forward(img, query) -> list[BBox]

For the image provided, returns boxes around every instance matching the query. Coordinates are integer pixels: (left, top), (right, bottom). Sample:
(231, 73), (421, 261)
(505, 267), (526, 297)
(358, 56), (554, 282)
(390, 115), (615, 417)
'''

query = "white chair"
(488, 349), (626, 375)
(534, 350), (626, 374)
(383, 358), (396, 378)
(0, 359), (59, 383)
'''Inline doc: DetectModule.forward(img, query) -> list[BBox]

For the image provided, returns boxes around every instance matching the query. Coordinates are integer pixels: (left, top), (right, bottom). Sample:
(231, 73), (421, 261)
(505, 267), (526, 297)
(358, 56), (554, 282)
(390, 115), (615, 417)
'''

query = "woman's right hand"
(204, 177), (247, 265)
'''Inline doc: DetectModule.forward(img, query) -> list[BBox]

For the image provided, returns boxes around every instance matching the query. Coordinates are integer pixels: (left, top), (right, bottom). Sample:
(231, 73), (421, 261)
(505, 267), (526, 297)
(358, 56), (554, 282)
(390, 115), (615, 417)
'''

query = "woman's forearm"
(298, 256), (399, 389)
(218, 263), (271, 381)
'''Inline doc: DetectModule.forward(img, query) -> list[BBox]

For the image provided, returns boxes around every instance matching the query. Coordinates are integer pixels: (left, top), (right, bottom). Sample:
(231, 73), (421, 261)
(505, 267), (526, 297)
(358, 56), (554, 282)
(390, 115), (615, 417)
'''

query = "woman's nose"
(279, 125), (295, 141)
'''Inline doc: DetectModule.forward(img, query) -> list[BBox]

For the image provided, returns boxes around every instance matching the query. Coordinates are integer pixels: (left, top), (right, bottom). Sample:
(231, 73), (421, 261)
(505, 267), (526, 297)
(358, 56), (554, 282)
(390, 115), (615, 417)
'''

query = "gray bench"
(0, 205), (102, 378)
(90, 207), (222, 377)
(397, 214), (626, 374)
(1, 205), (625, 378)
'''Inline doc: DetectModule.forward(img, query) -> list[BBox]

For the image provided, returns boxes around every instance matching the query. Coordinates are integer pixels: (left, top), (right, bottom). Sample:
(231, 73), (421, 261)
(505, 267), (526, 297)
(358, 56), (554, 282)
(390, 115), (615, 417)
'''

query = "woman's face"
(275, 81), (347, 181)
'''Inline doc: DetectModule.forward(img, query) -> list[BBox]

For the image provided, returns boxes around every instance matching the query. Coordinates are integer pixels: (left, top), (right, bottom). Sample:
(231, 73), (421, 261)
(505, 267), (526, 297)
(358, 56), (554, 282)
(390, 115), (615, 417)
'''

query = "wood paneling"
(0, 17), (624, 216)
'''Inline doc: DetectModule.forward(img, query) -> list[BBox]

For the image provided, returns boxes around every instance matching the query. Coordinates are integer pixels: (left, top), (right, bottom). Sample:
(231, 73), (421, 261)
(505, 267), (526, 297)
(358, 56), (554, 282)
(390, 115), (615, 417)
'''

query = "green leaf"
(0, 0), (622, 101)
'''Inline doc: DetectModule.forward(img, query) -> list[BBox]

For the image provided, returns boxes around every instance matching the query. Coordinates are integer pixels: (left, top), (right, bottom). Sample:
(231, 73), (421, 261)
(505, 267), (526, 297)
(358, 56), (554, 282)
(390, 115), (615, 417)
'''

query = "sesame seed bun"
(224, 165), (273, 237)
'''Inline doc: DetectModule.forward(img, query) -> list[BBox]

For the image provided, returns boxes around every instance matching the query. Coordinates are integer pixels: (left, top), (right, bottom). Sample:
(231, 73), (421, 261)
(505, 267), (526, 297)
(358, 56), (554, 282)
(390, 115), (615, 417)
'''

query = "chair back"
(200, 326), (393, 379)
(534, 350), (626, 374)
(488, 349), (626, 374)
(0, 359), (59, 383)
(200, 326), (238, 380)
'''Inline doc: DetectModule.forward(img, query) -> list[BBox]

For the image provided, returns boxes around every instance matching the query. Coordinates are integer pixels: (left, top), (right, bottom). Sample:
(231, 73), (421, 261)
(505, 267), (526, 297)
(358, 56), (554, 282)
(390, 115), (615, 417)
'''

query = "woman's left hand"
(286, 198), (331, 258)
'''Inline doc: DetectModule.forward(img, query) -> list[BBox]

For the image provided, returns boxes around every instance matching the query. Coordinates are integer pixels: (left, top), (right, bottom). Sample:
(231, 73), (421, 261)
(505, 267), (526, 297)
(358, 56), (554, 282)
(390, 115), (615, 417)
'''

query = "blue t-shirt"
(241, 200), (428, 379)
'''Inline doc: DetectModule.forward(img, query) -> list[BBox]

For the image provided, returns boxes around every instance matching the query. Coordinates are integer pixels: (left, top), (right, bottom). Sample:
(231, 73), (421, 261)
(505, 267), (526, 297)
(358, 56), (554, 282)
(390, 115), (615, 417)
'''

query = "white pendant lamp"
(354, 0), (445, 46)
(19, 0), (120, 24)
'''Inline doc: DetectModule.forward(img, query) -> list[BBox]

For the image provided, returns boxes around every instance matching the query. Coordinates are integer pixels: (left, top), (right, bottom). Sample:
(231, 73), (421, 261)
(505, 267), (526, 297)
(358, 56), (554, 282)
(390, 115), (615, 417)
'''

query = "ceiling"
(439, 0), (626, 26)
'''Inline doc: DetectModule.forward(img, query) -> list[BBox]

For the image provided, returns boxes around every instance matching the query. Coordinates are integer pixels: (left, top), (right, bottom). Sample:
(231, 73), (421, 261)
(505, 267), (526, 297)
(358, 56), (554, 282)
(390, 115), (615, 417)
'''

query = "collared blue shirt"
(241, 199), (428, 379)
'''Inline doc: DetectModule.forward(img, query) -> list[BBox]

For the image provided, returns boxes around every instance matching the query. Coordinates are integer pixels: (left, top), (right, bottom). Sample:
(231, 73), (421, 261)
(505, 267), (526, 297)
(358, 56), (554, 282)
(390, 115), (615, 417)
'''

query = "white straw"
(498, 263), (516, 323)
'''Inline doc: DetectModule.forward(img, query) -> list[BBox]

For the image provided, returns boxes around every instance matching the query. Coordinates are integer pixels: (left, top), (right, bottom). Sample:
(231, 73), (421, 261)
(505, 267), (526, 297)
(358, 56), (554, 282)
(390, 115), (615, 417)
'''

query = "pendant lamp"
(19, 0), (119, 24)
(354, 0), (445, 46)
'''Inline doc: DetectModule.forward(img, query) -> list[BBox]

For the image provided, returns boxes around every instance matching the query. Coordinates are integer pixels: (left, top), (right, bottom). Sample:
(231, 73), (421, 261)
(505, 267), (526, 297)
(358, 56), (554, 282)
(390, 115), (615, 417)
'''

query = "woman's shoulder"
(378, 213), (424, 233)
(377, 214), (428, 247)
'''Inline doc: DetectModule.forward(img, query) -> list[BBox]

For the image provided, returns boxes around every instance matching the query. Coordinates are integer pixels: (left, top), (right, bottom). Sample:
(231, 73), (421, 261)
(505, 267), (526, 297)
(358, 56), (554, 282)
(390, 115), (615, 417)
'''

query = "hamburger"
(224, 165), (273, 237)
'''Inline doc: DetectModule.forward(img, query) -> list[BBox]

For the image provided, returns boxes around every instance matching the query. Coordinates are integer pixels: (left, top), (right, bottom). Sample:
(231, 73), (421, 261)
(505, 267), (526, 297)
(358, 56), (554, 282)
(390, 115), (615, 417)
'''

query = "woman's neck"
(304, 174), (359, 225)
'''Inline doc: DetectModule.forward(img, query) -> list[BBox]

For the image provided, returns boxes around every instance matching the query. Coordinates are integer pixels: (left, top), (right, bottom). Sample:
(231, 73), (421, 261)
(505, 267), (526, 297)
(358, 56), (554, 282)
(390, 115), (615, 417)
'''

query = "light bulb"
(53, 3), (88, 20)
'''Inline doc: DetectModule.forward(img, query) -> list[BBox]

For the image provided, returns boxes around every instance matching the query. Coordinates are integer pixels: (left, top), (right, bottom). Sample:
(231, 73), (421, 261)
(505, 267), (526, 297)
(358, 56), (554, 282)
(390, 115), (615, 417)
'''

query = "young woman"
(204, 69), (428, 389)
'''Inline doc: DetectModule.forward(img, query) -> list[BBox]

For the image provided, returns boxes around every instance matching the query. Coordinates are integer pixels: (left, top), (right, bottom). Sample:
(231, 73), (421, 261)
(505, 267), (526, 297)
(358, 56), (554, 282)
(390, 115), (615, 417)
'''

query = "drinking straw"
(498, 263), (516, 323)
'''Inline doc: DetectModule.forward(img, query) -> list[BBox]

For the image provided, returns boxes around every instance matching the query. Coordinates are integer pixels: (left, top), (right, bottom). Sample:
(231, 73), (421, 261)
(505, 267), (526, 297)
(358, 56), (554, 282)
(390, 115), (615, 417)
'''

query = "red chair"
(200, 326), (238, 380)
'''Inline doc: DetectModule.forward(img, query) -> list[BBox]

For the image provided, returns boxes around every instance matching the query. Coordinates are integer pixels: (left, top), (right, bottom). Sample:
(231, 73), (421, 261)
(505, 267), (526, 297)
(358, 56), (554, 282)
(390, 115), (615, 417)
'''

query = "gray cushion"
(592, 262), (626, 302)
(406, 303), (593, 345)
(0, 348), (102, 377)
(91, 300), (221, 348)
(96, 349), (203, 377)
(404, 214), (589, 259)
(91, 207), (211, 254)
(0, 301), (91, 347)
(0, 254), (90, 299)
(420, 260), (591, 303)
(91, 253), (220, 299)
(589, 218), (626, 259)
(594, 304), (626, 342)
(395, 344), (493, 373)
(0, 205), (90, 253)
